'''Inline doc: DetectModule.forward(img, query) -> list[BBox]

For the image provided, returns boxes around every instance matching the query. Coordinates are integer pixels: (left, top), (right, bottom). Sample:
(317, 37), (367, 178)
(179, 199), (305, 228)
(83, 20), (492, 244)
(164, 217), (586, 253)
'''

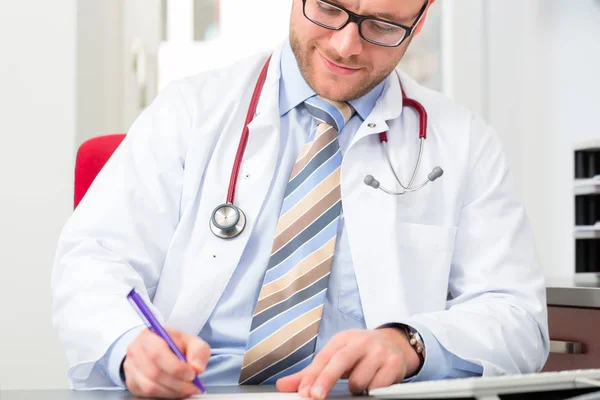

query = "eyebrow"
(370, 9), (421, 26)
(327, 0), (423, 26)
(370, 12), (400, 22)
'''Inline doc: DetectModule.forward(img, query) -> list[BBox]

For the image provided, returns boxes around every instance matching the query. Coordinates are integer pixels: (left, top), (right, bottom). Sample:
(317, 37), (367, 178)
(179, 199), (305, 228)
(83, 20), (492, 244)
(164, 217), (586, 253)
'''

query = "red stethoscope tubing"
(226, 56), (273, 204)
(379, 96), (427, 142)
(226, 56), (428, 205)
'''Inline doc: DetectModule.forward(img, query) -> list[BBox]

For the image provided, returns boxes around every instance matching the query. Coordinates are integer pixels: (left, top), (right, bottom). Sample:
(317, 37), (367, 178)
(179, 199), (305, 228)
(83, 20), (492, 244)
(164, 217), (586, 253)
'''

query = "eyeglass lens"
(303, 0), (409, 47)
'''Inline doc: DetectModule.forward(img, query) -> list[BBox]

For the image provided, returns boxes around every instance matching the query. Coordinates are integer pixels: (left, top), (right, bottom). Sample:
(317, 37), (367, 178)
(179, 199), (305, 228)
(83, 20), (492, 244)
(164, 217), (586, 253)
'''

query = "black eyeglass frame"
(301, 0), (429, 48)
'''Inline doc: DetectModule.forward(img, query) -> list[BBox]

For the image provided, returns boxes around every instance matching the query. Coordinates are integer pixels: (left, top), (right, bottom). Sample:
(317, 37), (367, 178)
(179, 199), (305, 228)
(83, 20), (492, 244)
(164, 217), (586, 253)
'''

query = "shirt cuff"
(105, 325), (146, 387)
(400, 321), (452, 382)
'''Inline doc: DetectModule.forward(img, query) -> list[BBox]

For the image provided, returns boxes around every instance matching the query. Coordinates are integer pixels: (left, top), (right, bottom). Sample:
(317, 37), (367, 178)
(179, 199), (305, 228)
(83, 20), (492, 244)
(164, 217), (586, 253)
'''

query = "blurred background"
(0, 0), (599, 391)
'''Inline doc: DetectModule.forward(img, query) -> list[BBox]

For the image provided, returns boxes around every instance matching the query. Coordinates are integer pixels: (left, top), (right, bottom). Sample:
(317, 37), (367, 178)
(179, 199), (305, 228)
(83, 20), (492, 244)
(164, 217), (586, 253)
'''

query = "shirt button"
(368, 123), (377, 128)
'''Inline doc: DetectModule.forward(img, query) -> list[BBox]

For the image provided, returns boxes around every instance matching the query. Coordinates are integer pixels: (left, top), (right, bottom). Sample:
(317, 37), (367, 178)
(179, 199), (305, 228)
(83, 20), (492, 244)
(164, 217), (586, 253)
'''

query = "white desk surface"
(0, 385), (369, 400)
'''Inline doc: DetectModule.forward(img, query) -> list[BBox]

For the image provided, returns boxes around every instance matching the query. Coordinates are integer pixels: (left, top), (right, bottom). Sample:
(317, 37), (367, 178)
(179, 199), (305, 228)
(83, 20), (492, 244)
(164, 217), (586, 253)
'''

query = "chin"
(316, 80), (364, 102)
(306, 72), (355, 101)
(318, 87), (352, 102)
(295, 44), (370, 101)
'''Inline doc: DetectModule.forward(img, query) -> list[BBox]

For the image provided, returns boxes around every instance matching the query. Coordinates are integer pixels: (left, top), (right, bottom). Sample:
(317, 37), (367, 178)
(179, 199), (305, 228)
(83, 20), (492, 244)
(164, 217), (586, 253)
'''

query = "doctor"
(52, 0), (549, 398)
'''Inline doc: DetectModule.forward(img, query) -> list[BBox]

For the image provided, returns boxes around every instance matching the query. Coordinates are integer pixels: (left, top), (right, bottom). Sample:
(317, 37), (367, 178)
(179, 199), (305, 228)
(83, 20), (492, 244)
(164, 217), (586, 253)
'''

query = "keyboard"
(369, 369), (600, 399)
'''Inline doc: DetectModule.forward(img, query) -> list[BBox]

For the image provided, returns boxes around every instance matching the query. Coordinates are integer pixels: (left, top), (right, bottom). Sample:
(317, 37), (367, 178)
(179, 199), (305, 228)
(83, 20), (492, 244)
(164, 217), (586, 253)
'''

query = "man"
(52, 0), (550, 398)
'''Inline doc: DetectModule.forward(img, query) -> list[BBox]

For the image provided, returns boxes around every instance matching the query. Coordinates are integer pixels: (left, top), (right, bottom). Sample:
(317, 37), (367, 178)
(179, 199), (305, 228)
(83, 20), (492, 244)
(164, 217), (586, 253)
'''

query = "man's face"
(290, 0), (426, 102)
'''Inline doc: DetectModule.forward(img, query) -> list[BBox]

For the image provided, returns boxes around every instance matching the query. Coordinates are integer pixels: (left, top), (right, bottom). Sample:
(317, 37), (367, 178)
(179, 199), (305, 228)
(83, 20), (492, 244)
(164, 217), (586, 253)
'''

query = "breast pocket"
(396, 221), (458, 251)
(394, 221), (458, 312)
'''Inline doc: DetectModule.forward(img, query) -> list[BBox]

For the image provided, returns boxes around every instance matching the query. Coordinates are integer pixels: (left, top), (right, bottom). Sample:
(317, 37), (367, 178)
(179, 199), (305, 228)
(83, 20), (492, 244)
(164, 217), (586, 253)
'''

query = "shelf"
(574, 140), (600, 151)
(573, 273), (600, 287)
(574, 178), (600, 195)
(575, 225), (600, 239)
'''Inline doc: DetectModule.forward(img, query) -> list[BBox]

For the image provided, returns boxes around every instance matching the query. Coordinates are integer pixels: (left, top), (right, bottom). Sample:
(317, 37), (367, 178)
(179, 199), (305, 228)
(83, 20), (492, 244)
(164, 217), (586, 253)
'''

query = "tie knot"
(304, 95), (356, 133)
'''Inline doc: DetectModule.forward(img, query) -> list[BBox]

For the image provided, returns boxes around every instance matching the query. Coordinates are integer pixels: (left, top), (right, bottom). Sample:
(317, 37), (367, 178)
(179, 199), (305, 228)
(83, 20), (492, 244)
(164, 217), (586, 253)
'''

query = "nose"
(329, 22), (363, 59)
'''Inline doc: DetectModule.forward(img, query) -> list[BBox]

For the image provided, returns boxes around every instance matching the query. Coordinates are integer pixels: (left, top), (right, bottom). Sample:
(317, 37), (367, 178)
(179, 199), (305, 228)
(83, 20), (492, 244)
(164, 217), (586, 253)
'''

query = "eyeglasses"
(301, 0), (429, 48)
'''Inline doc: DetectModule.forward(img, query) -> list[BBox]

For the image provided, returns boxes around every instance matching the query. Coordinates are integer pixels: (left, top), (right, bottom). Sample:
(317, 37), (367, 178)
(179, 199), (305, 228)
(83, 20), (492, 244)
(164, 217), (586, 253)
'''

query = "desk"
(0, 385), (368, 400)
(545, 281), (600, 372)
(2, 386), (599, 400)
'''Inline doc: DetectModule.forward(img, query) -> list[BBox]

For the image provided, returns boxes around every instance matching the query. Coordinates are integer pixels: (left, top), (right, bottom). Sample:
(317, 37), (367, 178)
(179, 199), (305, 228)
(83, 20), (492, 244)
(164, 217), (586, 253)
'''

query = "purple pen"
(127, 288), (206, 393)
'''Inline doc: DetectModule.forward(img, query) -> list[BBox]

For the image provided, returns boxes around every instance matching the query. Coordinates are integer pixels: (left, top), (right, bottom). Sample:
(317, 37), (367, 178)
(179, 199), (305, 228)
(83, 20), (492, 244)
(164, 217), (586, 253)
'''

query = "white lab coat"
(52, 42), (549, 389)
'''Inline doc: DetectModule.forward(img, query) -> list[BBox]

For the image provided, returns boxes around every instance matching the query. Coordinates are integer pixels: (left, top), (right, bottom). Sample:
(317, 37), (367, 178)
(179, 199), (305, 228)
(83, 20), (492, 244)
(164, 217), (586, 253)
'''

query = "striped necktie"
(238, 96), (355, 385)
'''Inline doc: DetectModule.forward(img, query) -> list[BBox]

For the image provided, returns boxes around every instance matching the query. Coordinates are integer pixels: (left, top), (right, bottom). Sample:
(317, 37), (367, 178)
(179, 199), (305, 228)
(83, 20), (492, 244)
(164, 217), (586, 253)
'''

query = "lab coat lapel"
(347, 71), (404, 150)
(166, 47), (283, 334)
(342, 70), (412, 329)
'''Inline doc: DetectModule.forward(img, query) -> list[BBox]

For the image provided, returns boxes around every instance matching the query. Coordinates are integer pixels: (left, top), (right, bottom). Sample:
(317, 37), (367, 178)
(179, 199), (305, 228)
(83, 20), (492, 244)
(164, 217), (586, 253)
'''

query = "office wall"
(483, 1), (567, 279)
(77, 0), (123, 146)
(483, 0), (600, 279)
(554, 0), (600, 146)
(551, 0), (600, 275)
(0, 0), (74, 390)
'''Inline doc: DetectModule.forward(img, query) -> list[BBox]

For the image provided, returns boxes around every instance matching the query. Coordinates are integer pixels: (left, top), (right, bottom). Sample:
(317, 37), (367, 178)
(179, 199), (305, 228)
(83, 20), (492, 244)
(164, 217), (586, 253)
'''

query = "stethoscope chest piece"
(210, 203), (247, 239)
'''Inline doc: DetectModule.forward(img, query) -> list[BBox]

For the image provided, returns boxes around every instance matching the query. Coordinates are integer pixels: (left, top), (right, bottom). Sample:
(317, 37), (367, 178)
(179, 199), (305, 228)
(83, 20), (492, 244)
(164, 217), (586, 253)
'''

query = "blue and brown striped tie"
(239, 96), (355, 385)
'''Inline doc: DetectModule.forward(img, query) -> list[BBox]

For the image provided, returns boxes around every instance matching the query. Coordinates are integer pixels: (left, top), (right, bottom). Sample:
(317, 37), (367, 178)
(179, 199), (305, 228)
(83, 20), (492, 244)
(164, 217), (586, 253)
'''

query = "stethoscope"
(210, 56), (444, 239)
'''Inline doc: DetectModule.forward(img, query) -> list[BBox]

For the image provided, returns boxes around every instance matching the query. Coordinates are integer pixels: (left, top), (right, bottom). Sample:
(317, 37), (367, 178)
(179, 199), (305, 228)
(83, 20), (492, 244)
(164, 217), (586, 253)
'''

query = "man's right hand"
(123, 328), (210, 398)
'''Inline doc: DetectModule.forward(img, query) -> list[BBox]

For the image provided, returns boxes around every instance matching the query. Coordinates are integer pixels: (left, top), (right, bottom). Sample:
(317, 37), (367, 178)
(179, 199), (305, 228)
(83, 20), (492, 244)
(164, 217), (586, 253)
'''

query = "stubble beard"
(289, 27), (397, 102)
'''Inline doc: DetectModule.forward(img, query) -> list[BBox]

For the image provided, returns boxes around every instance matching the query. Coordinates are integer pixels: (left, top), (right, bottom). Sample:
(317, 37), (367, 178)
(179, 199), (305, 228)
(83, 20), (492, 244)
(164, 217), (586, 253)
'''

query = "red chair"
(74, 134), (126, 209)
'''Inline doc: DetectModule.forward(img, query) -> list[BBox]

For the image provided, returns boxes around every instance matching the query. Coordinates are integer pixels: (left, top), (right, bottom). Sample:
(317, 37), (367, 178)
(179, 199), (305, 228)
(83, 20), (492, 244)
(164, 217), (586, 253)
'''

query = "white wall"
(0, 0), (75, 390)
(77, 0), (123, 146)
(551, 0), (600, 277)
(483, 1), (567, 279)
(441, 0), (486, 118)
(482, 0), (600, 279)
(554, 0), (600, 146)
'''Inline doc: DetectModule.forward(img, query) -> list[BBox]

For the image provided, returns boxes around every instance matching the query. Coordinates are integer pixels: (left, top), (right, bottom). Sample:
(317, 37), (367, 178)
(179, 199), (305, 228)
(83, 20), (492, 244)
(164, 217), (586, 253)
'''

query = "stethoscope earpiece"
(428, 167), (444, 181)
(363, 175), (380, 189)
(364, 166), (444, 196)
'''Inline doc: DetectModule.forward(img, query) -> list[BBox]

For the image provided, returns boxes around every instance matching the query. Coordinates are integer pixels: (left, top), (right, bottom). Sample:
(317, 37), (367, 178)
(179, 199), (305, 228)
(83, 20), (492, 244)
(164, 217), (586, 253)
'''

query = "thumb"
(184, 333), (211, 373)
(167, 328), (211, 373)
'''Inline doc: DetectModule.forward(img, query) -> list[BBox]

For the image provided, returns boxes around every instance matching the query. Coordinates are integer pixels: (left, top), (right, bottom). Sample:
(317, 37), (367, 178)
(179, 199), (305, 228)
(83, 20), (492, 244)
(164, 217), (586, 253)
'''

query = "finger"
(346, 352), (384, 395)
(298, 336), (349, 397)
(126, 366), (183, 399)
(310, 333), (349, 371)
(168, 329), (211, 373)
(296, 363), (321, 397)
(367, 355), (407, 392)
(276, 370), (304, 393)
(143, 332), (200, 381)
(141, 331), (197, 378)
(184, 335), (211, 373)
(310, 345), (364, 400)
(134, 341), (202, 396)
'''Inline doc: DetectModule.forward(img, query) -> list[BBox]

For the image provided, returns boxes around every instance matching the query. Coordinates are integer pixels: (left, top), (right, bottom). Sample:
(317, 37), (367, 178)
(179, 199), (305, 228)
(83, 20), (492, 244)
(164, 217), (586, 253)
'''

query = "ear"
(414, 0), (435, 35)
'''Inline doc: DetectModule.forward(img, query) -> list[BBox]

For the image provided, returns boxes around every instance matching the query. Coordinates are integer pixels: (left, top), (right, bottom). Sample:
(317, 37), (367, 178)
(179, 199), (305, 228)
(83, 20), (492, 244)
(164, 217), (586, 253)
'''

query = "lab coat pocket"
(395, 222), (458, 312)
(396, 221), (458, 251)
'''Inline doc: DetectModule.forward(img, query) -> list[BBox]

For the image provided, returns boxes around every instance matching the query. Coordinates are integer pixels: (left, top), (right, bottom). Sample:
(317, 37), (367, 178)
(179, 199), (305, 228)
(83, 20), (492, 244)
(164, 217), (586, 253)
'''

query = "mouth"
(316, 50), (362, 76)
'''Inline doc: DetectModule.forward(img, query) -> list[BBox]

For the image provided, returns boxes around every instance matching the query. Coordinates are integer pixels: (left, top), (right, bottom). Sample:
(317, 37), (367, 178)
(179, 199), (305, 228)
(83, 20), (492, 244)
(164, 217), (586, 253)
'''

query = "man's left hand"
(276, 328), (421, 399)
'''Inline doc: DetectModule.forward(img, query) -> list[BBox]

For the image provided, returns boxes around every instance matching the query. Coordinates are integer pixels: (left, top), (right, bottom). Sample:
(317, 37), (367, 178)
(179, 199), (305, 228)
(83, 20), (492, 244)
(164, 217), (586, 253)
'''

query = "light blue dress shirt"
(99, 39), (482, 388)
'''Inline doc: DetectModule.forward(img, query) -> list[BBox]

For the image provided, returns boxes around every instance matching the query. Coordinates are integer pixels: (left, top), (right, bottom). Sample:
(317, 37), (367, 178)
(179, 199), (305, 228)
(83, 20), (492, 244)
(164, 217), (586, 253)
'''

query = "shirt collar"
(279, 39), (384, 120)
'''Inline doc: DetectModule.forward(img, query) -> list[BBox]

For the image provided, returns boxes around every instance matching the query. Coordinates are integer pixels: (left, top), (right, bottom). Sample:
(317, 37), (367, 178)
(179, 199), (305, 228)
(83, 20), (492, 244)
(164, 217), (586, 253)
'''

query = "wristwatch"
(379, 323), (426, 373)
(403, 325), (426, 366)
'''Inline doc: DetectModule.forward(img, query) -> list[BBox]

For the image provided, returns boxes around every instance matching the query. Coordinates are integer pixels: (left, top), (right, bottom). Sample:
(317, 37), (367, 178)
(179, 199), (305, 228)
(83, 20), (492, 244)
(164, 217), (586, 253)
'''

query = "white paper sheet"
(192, 393), (303, 399)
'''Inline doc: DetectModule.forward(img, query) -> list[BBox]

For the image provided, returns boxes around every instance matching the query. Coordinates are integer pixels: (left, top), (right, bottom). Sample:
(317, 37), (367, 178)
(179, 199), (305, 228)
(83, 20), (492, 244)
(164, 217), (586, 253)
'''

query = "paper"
(192, 393), (302, 399)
